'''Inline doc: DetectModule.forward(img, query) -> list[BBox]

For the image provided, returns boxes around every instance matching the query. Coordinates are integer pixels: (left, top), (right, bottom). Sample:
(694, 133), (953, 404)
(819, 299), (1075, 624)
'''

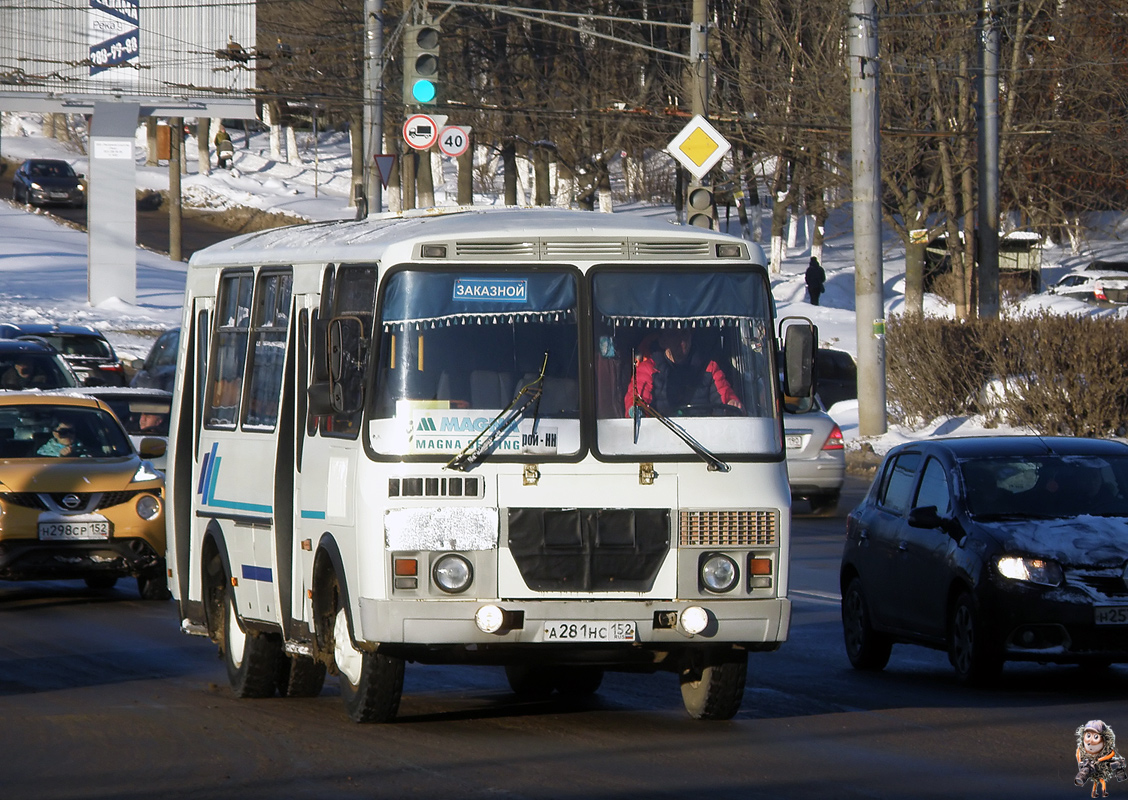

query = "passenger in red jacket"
(624, 329), (743, 417)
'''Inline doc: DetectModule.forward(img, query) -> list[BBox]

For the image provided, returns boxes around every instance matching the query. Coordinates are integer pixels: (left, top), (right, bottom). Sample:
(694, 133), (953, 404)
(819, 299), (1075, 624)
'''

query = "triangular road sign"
(373, 154), (396, 188)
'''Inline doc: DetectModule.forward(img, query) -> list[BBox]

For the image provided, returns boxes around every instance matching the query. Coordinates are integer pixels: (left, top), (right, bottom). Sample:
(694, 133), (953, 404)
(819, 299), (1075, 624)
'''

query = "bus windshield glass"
(369, 268), (581, 458)
(592, 268), (782, 457)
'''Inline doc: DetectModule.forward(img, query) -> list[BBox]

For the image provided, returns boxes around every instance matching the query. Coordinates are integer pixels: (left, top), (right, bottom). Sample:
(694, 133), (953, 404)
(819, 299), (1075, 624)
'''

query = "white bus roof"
(187, 207), (763, 269)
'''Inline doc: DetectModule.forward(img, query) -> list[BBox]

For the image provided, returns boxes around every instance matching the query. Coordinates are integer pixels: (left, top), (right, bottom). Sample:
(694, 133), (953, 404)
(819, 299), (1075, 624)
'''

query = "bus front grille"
(679, 510), (778, 546)
(507, 508), (669, 592)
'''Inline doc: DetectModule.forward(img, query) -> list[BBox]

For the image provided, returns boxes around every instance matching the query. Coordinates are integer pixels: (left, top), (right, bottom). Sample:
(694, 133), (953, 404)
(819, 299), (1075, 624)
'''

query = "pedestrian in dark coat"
(805, 256), (827, 306)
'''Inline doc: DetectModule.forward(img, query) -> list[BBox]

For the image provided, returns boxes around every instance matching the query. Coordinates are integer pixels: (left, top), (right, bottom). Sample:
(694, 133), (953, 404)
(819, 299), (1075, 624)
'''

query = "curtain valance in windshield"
(381, 271), (576, 330)
(593, 272), (765, 327)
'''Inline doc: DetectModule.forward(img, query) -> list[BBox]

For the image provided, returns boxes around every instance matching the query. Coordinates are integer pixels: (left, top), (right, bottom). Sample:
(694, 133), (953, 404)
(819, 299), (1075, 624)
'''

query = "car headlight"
(700, 553), (739, 593)
(29, 182), (42, 191)
(135, 494), (162, 521)
(132, 461), (162, 483)
(996, 555), (1063, 587)
(432, 553), (473, 594)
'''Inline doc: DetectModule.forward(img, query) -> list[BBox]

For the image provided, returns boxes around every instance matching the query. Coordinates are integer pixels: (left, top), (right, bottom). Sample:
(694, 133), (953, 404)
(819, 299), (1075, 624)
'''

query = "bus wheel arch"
(200, 525), (230, 645)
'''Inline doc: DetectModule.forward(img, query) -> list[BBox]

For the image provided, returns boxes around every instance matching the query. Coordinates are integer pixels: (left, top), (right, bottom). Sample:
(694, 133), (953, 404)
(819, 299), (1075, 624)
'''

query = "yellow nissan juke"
(0, 393), (168, 599)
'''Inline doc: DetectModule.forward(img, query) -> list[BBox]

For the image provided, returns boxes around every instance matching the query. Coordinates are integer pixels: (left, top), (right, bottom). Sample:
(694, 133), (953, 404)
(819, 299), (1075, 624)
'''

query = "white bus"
(166, 207), (815, 721)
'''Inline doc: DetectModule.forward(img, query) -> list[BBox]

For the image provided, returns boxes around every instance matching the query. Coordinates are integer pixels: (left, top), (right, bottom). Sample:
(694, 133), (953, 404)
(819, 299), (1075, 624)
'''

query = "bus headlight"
(700, 554), (738, 593)
(432, 553), (473, 594)
(135, 494), (162, 521)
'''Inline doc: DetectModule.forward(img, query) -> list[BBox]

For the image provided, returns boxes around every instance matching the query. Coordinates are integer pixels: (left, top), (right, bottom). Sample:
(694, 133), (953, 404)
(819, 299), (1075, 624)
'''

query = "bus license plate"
(38, 521), (110, 541)
(785, 434), (803, 450)
(542, 621), (636, 642)
(1095, 606), (1128, 625)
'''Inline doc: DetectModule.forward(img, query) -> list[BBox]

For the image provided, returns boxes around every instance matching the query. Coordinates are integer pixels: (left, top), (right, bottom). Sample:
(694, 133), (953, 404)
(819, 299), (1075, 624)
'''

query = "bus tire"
(504, 664), (557, 699)
(333, 606), (403, 723)
(277, 653), (327, 698)
(679, 652), (747, 720)
(553, 666), (604, 698)
(223, 587), (281, 698)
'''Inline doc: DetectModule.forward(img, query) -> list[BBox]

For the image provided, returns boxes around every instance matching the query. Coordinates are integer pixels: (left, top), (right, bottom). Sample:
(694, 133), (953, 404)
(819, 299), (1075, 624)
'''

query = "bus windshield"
(369, 268), (581, 458)
(592, 268), (782, 457)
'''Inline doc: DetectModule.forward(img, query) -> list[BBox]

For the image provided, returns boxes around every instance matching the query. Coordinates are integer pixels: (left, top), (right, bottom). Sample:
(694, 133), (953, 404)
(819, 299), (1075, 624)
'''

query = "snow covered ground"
(3, 113), (1127, 453)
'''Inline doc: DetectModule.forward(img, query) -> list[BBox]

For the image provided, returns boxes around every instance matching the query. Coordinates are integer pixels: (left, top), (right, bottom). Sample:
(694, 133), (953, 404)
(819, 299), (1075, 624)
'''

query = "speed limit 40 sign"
(438, 126), (471, 158)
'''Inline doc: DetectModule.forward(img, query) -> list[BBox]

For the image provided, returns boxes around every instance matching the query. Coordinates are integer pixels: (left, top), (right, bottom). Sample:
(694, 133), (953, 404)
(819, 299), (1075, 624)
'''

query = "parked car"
(0, 392), (167, 598)
(1047, 260), (1128, 305)
(841, 435), (1128, 684)
(71, 387), (171, 470)
(12, 158), (86, 207)
(0, 339), (79, 390)
(815, 348), (857, 409)
(130, 327), (178, 393)
(0, 323), (126, 385)
(784, 396), (845, 515)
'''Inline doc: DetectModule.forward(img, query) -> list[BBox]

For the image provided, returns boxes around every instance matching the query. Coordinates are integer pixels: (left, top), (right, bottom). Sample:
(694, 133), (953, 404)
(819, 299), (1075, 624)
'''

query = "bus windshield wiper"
(446, 353), (547, 472)
(630, 393), (731, 473)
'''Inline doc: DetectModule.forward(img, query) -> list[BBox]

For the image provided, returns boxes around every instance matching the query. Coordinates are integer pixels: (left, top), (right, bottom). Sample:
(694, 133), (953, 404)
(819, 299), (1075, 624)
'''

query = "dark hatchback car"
(841, 436), (1128, 683)
(129, 327), (178, 393)
(0, 339), (78, 390)
(12, 159), (86, 207)
(0, 323), (127, 386)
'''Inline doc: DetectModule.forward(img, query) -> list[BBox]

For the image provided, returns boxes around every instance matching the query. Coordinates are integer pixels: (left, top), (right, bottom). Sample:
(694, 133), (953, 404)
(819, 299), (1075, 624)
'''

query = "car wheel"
(553, 666), (604, 699)
(948, 592), (1003, 685)
(223, 584), (282, 698)
(679, 650), (747, 720)
(327, 574), (403, 723)
(808, 490), (841, 516)
(841, 577), (892, 670)
(504, 664), (557, 699)
(137, 569), (171, 601)
(84, 575), (118, 591)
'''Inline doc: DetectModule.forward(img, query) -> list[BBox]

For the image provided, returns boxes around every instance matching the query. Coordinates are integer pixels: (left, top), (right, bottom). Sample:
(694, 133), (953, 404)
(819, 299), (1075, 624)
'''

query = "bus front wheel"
(679, 650), (747, 720)
(332, 604), (404, 723)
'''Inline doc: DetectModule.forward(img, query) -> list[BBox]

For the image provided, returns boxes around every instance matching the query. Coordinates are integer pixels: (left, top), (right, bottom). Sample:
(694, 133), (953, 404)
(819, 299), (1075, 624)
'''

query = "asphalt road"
(0, 475), (1121, 799)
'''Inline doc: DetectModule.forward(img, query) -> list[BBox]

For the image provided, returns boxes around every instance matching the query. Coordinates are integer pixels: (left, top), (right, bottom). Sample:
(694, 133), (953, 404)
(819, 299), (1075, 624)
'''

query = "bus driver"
(623, 329), (743, 417)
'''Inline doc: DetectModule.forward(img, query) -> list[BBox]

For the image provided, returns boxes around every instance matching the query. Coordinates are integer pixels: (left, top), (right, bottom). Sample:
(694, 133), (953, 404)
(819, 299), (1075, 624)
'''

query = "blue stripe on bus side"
(300, 510), (326, 520)
(241, 564), (273, 583)
(200, 443), (273, 515)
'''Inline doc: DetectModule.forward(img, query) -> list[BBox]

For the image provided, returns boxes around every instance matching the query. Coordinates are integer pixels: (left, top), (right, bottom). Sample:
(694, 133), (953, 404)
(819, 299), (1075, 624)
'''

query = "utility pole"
(977, 0), (1001, 318)
(364, 0), (384, 216)
(169, 117), (183, 262)
(848, 0), (887, 437)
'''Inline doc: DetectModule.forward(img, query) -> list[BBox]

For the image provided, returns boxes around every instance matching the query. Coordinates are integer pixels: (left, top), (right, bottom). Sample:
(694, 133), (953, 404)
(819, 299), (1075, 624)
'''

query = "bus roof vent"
(633, 240), (712, 258)
(453, 241), (539, 259)
(541, 240), (629, 259)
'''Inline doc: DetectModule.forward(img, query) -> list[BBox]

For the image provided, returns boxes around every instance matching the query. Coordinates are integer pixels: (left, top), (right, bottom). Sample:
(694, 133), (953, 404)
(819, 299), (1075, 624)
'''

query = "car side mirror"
(907, 505), (944, 529)
(138, 437), (166, 458)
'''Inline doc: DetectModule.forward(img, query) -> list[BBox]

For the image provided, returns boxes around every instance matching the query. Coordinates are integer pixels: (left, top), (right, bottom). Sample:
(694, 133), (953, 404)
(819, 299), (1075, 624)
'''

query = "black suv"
(0, 324), (126, 386)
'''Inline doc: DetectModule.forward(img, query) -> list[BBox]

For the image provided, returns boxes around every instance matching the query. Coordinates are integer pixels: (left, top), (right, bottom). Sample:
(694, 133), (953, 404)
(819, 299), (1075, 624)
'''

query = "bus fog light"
(700, 554), (738, 593)
(475, 605), (505, 633)
(135, 494), (161, 521)
(681, 606), (709, 635)
(432, 553), (473, 594)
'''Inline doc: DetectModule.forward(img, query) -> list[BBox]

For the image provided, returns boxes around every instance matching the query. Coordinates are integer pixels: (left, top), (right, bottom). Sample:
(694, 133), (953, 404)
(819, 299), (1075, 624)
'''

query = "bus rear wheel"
(332, 605), (404, 723)
(679, 650), (747, 720)
(277, 653), (326, 698)
(223, 586), (281, 698)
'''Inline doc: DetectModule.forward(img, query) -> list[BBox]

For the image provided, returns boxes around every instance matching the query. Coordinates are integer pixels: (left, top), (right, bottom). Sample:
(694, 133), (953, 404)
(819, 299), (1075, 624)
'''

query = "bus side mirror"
(328, 316), (365, 414)
(780, 320), (816, 399)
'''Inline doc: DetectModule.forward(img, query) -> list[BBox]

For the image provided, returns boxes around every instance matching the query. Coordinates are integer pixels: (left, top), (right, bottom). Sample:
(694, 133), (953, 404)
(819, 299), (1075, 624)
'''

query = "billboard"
(0, 0), (255, 100)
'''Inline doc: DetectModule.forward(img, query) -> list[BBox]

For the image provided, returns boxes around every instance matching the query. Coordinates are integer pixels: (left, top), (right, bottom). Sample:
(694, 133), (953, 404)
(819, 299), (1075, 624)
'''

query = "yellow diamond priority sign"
(667, 115), (731, 179)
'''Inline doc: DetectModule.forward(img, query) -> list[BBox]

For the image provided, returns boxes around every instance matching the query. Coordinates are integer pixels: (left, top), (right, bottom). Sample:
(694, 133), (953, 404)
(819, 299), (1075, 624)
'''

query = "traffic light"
(403, 23), (440, 105)
(686, 184), (716, 229)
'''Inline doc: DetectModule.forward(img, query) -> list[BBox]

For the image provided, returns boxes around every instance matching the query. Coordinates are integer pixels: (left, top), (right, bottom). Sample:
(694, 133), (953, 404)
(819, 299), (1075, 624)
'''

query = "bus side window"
(206, 272), (253, 429)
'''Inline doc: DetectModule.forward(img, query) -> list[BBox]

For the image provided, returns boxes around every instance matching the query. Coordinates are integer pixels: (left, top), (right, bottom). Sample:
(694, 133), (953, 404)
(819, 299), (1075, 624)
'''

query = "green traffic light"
(411, 79), (436, 103)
